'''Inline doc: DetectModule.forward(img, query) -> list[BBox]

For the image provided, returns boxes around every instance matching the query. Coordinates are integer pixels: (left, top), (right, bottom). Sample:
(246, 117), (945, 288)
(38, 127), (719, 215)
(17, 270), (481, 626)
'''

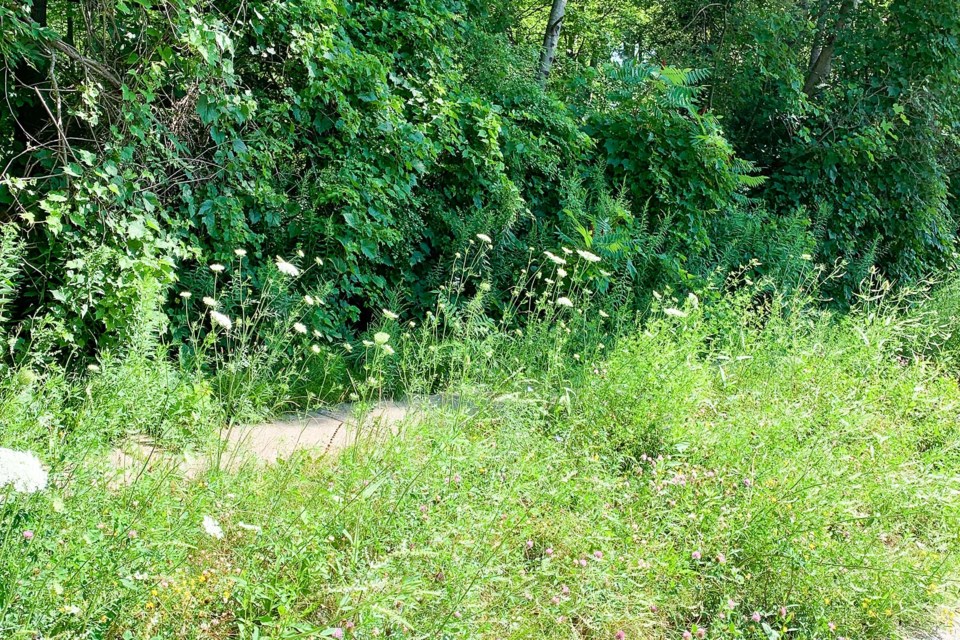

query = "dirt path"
(108, 398), (434, 484)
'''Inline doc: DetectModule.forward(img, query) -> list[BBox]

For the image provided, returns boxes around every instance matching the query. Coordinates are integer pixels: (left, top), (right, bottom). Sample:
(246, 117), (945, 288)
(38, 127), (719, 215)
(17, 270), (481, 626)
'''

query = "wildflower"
(210, 311), (233, 330)
(293, 322), (308, 334)
(202, 516), (224, 540)
(828, 622), (836, 632)
(331, 627), (344, 639)
(304, 295), (315, 306)
(558, 268), (568, 278)
(311, 344), (321, 354)
(234, 248), (247, 257)
(22, 530), (33, 540)
(202, 296), (218, 308)
(0, 448), (48, 494)
(313, 329), (322, 337)
(593, 550), (603, 559)
(683, 632), (693, 640)
(383, 309), (399, 320)
(382, 344), (395, 356)
(545, 547), (554, 556)
(275, 257), (300, 277)
(664, 308), (688, 318)
(526, 540), (534, 549)
(480, 282), (492, 292)
(556, 297), (574, 308)
(373, 332), (390, 345)
(716, 553), (726, 564)
(691, 550), (701, 560)
(576, 249), (601, 263)
(751, 612), (762, 623)
(728, 599), (737, 609)
(179, 291), (192, 299)
(544, 251), (566, 265)
(616, 632), (626, 640)
(343, 343), (353, 353)
(779, 606), (787, 618)
(128, 530), (138, 539)
(87, 364), (100, 372)
(476, 233), (493, 244)
(296, 249), (305, 258)
(696, 629), (706, 639)
(561, 584), (570, 595)
(599, 310), (610, 318)
(209, 264), (225, 273)
(650, 605), (658, 613)
(562, 247), (573, 255)
(315, 257), (324, 265)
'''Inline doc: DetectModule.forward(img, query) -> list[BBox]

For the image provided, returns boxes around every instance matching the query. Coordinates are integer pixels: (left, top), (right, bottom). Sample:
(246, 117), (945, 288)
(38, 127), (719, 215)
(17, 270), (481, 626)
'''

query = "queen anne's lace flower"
(576, 249), (601, 263)
(543, 251), (566, 265)
(202, 515), (224, 539)
(209, 263), (225, 273)
(210, 311), (233, 330)
(476, 233), (493, 244)
(555, 297), (574, 308)
(275, 257), (300, 277)
(382, 309), (399, 320)
(0, 448), (47, 495)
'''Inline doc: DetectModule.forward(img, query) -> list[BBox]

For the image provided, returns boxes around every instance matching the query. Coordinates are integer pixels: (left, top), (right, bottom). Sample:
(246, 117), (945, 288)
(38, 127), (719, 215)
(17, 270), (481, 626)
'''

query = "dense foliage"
(3, 3), (960, 636)
(2, 0), (959, 351)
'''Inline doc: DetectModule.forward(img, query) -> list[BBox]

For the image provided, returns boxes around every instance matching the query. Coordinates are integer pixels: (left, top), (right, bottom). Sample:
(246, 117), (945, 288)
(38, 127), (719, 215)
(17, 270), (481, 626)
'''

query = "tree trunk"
(807, 0), (830, 70)
(537, 0), (567, 86)
(803, 0), (857, 97)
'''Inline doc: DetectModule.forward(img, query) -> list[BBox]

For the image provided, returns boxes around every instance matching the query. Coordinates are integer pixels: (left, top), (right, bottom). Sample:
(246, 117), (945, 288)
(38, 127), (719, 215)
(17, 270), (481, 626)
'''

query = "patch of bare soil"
(107, 398), (433, 485)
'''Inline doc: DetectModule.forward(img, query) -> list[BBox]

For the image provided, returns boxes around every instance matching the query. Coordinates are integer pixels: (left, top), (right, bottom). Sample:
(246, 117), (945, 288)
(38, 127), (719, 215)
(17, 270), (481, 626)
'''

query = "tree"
(803, 0), (857, 97)
(537, 0), (567, 85)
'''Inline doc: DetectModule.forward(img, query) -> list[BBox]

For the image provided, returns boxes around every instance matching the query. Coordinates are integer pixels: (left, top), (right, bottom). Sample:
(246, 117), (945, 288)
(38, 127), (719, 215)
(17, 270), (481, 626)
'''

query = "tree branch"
(45, 38), (122, 89)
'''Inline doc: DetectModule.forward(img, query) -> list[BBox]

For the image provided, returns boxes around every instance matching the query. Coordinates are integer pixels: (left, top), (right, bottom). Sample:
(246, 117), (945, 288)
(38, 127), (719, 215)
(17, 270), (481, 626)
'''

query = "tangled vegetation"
(2, 1), (960, 638)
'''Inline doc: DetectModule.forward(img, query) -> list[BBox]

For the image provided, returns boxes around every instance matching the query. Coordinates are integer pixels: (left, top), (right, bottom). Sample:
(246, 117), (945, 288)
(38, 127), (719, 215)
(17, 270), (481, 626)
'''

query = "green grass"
(1, 278), (959, 639)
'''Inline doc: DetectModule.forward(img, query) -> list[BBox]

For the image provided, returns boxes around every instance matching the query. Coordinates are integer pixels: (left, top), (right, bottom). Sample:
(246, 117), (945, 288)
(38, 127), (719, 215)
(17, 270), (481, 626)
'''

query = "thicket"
(3, 0), (958, 359)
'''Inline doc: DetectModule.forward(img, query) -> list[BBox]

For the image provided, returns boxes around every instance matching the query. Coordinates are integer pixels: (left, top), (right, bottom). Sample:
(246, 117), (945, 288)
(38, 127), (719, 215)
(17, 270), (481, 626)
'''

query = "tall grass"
(0, 253), (958, 639)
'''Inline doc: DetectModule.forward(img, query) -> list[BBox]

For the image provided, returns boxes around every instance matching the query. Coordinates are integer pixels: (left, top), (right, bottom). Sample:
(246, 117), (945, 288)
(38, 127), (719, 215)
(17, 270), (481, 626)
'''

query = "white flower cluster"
(0, 448), (48, 495)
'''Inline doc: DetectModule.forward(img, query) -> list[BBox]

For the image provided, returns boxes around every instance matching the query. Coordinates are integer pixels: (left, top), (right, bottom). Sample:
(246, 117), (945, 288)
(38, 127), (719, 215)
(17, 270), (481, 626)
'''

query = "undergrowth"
(1, 257), (959, 639)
